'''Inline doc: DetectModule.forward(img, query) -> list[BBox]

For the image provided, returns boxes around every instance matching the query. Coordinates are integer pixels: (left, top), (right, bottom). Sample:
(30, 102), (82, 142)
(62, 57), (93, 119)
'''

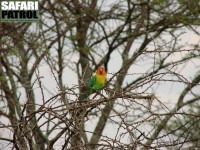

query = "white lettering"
(1, 1), (8, 10)
(34, 2), (38, 10)
(27, 2), (34, 10)
(20, 2), (27, 10)
(15, 2), (21, 10)
(9, 2), (15, 10)
(1, 1), (39, 10)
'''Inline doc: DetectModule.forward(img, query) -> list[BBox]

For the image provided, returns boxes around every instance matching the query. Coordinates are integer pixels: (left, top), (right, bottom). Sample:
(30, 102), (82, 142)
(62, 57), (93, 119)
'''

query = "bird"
(81, 66), (106, 99)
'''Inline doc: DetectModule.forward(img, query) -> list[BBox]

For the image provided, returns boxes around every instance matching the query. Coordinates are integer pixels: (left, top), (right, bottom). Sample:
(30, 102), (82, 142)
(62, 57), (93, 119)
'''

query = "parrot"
(81, 66), (106, 99)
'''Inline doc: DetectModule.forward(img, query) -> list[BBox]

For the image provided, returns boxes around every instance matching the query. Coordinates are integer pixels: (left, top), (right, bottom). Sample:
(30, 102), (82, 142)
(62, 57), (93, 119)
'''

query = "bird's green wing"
(87, 75), (96, 90)
(82, 76), (96, 99)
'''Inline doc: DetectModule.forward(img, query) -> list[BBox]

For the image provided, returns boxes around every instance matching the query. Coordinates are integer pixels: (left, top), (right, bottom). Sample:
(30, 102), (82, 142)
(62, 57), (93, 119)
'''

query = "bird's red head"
(96, 66), (106, 75)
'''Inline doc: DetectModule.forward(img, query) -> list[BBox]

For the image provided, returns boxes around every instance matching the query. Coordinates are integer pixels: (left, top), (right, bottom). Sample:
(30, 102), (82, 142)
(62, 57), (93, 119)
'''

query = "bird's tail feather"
(79, 89), (93, 100)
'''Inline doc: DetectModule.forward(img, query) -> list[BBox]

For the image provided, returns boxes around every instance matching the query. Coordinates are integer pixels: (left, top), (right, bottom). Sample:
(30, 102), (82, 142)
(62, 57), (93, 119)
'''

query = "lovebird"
(81, 66), (106, 99)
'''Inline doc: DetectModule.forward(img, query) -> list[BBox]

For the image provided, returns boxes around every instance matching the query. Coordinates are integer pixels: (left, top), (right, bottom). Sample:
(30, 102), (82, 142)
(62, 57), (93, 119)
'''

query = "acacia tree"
(0, 0), (200, 149)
